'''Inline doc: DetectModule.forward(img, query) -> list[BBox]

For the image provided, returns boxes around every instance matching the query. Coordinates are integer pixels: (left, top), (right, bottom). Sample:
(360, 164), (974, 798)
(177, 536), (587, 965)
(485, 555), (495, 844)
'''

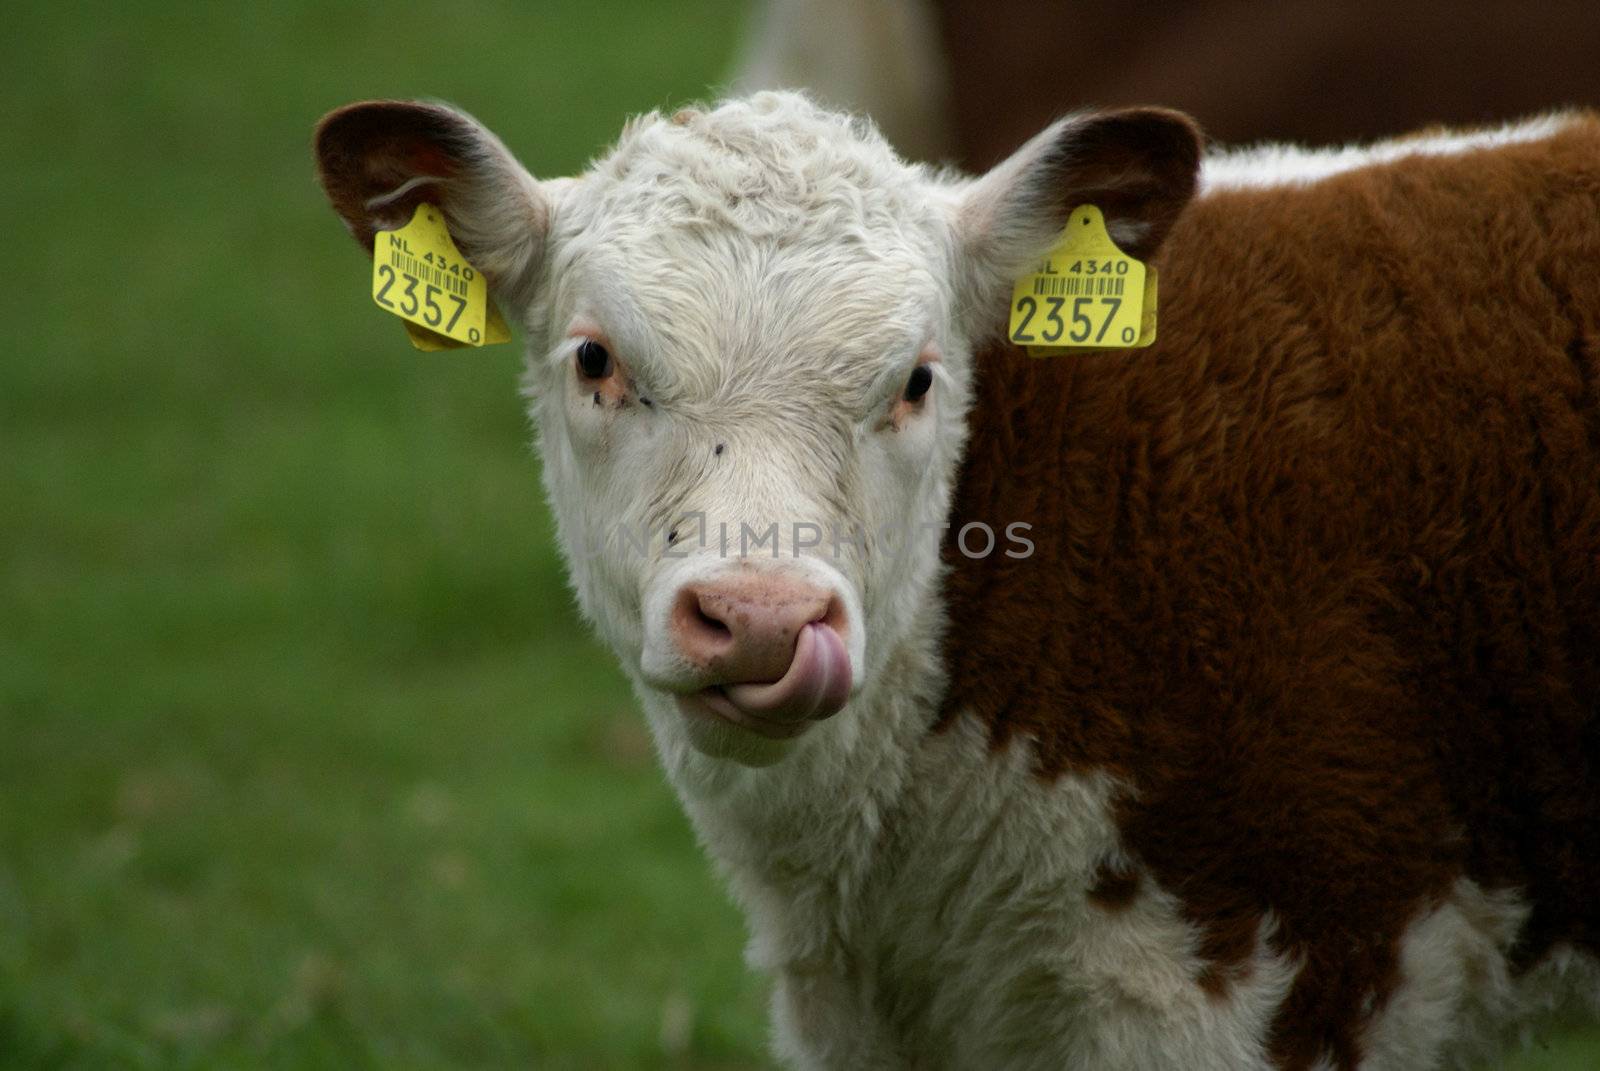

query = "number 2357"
(375, 264), (471, 335)
(1012, 295), (1130, 345)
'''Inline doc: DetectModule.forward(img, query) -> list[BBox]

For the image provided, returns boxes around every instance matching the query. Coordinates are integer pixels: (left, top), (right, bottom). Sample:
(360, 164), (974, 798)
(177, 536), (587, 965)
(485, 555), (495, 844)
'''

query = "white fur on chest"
(663, 685), (1298, 1070)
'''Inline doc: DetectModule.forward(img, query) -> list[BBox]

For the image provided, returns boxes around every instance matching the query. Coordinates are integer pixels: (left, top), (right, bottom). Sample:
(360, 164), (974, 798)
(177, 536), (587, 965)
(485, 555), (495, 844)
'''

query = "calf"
(315, 93), (1600, 1069)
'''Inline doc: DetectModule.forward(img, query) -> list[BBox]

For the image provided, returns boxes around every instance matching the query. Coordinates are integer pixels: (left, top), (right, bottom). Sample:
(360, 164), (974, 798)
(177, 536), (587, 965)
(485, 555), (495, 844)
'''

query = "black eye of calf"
(903, 364), (933, 403)
(576, 340), (613, 379)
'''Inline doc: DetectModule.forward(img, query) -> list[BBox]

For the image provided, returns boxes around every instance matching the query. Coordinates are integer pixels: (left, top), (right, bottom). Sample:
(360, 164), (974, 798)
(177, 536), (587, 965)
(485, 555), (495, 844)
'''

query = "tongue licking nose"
(722, 621), (852, 720)
(670, 574), (853, 728)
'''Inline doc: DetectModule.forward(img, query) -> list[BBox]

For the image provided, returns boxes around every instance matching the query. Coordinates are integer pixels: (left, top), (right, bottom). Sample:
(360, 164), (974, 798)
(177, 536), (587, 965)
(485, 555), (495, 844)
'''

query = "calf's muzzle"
(670, 573), (853, 732)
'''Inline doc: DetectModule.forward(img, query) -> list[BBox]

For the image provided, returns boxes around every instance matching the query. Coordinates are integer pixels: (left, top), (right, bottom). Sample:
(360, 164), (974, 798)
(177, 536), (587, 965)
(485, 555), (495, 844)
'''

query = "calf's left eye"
(903, 364), (933, 403)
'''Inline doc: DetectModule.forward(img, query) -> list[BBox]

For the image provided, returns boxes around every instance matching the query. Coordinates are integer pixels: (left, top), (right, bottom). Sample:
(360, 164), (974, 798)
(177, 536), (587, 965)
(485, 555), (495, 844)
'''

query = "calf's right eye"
(576, 340), (613, 379)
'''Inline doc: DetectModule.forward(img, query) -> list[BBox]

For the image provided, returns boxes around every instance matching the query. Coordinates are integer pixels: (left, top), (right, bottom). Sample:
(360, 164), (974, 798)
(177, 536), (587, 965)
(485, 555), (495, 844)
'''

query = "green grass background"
(1, 2), (1596, 1067)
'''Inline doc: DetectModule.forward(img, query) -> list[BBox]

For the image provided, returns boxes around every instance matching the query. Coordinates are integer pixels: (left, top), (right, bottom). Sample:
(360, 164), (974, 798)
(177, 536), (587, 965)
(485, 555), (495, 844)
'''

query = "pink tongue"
(723, 623), (852, 722)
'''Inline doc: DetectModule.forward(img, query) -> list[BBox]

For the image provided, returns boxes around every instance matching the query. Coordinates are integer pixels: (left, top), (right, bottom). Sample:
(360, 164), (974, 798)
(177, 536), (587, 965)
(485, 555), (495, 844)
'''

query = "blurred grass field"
(2, 2), (1597, 1068)
(2, 2), (766, 1067)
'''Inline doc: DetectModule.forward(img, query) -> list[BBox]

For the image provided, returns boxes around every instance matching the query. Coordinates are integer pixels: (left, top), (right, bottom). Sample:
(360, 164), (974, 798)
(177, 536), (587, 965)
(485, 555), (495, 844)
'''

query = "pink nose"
(671, 574), (846, 683)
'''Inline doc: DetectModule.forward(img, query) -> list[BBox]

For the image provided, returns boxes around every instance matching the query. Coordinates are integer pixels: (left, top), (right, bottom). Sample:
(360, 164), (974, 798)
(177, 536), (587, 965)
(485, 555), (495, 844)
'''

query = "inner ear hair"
(364, 173), (447, 218)
(314, 100), (480, 251)
(1037, 108), (1204, 261)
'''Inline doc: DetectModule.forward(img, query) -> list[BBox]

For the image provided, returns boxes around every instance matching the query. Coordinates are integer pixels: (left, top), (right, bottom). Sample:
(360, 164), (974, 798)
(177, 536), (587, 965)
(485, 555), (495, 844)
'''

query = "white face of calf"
(317, 93), (1198, 770)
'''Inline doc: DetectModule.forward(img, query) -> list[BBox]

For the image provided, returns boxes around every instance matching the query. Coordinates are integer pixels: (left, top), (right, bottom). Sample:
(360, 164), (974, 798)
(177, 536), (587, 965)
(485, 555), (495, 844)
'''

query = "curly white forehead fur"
(577, 91), (948, 241)
(545, 92), (954, 409)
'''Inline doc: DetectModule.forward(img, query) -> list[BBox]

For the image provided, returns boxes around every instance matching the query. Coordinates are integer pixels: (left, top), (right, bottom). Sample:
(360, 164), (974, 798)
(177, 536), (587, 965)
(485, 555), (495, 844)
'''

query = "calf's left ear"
(314, 99), (550, 306)
(952, 108), (1202, 327)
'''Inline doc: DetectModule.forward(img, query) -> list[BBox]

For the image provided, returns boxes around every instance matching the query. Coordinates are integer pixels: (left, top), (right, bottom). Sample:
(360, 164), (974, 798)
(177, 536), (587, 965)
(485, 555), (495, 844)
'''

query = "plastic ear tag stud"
(1007, 204), (1157, 356)
(371, 203), (511, 350)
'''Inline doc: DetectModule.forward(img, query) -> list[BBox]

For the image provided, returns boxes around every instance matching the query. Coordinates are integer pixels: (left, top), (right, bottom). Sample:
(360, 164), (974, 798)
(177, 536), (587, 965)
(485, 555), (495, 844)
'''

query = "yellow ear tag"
(371, 203), (511, 350)
(1007, 204), (1157, 356)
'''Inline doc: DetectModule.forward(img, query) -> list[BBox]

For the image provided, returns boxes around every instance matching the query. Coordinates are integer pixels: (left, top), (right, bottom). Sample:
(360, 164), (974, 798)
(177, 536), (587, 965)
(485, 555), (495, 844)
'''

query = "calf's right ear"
(314, 100), (549, 306)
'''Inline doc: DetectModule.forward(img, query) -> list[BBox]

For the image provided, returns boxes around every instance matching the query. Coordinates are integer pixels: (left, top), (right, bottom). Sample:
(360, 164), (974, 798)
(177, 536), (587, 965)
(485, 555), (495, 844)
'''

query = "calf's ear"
(314, 100), (549, 306)
(952, 108), (1202, 327)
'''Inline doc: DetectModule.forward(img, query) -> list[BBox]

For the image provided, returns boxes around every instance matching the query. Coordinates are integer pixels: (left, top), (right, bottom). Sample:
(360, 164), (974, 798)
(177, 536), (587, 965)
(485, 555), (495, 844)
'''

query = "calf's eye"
(576, 340), (613, 379)
(903, 364), (933, 403)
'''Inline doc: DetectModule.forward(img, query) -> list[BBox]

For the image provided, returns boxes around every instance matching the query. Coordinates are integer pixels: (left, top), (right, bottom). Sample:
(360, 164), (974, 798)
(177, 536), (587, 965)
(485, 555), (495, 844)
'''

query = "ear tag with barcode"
(371, 203), (511, 350)
(1007, 204), (1157, 356)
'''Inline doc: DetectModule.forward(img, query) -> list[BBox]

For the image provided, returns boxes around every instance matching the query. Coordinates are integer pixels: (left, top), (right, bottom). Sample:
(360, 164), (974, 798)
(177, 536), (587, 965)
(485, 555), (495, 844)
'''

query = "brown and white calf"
(315, 93), (1600, 1069)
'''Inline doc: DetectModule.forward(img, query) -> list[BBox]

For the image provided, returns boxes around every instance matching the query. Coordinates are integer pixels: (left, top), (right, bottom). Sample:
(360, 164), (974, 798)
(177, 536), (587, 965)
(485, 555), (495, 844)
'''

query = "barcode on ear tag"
(371, 203), (511, 349)
(1007, 204), (1156, 356)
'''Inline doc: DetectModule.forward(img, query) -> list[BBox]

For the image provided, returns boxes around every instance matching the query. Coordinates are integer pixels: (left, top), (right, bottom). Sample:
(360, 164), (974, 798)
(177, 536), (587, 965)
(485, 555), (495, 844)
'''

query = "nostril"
(694, 599), (732, 639)
(672, 585), (736, 660)
(818, 593), (848, 638)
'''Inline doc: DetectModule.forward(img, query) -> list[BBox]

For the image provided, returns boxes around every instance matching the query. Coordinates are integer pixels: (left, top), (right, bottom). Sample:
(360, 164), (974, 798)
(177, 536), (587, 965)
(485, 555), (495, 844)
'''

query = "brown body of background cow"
(738, 0), (1600, 168)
